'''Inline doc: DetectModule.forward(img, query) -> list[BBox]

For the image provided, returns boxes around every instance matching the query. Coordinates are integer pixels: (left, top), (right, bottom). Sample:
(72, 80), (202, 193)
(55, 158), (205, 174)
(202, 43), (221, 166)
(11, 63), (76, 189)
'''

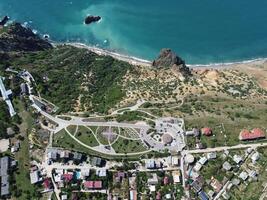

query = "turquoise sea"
(1, 0), (267, 64)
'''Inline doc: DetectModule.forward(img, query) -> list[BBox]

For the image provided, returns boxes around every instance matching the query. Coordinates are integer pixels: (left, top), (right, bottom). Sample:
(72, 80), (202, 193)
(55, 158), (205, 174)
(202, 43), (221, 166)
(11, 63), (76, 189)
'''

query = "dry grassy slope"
(118, 62), (267, 108)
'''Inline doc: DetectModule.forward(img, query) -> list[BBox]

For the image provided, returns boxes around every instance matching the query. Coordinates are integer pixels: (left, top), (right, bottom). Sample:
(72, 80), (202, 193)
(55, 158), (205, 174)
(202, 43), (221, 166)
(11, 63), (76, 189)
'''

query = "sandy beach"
(56, 42), (267, 72)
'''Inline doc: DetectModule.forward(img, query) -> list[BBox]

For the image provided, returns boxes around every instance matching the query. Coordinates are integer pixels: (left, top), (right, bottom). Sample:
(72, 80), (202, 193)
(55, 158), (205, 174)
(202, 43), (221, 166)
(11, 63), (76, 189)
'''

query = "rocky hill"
(152, 48), (192, 77)
(0, 22), (52, 52)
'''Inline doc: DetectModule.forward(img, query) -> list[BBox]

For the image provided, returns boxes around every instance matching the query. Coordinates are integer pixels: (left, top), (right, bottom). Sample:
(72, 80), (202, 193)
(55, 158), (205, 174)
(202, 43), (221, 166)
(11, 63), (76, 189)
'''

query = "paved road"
(185, 142), (267, 154)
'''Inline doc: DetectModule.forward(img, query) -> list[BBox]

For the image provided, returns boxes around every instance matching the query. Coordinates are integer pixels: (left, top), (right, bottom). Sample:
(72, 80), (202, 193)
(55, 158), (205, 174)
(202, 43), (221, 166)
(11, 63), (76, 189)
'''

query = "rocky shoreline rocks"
(84, 15), (101, 25)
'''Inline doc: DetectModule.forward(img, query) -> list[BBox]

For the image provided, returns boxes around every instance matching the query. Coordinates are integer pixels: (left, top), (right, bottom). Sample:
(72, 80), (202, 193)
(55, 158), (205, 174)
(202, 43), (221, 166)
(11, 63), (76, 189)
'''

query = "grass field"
(184, 95), (267, 148)
(75, 126), (99, 147)
(112, 136), (148, 153)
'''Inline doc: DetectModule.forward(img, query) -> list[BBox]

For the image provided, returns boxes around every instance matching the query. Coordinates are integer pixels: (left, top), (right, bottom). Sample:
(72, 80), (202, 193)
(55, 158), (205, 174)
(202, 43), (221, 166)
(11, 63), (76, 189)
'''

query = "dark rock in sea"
(0, 22), (53, 52)
(0, 16), (9, 26)
(84, 15), (101, 25)
(152, 48), (192, 77)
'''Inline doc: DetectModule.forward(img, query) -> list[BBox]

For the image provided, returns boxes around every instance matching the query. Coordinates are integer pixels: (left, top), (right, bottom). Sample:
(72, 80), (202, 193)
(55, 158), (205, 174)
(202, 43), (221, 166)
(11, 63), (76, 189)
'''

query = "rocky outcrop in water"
(84, 15), (101, 25)
(152, 48), (192, 77)
(0, 22), (52, 52)
(0, 16), (9, 26)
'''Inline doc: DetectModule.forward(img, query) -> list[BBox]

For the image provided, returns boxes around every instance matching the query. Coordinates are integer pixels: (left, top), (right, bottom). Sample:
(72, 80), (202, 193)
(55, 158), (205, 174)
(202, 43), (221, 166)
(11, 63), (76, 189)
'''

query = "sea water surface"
(1, 0), (267, 64)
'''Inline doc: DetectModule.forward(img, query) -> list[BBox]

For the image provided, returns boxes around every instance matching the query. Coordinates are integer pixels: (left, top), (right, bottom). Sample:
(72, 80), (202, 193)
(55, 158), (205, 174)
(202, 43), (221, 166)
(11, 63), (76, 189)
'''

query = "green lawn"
(112, 136), (148, 154)
(66, 125), (77, 135)
(53, 128), (145, 160)
(76, 126), (99, 147)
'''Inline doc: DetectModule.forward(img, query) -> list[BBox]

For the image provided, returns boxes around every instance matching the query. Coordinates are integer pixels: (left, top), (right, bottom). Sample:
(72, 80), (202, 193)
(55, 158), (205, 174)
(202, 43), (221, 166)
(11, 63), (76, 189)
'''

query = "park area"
(52, 125), (150, 157)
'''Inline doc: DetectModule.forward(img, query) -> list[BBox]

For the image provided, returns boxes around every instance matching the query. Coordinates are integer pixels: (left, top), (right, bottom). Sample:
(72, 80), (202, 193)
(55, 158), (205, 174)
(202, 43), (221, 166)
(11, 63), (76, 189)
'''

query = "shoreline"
(55, 42), (267, 69)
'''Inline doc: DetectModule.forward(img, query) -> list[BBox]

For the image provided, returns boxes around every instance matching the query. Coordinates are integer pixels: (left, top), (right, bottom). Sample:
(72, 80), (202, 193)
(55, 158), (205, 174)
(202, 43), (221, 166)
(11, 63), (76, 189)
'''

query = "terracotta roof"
(63, 174), (73, 182)
(84, 181), (94, 188)
(239, 128), (265, 140)
(84, 181), (102, 189)
(201, 127), (212, 136)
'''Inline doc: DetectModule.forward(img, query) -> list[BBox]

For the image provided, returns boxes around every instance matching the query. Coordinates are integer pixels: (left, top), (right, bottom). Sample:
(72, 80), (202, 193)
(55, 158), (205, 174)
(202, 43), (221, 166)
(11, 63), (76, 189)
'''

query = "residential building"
(239, 171), (248, 181)
(222, 161), (232, 171)
(207, 152), (216, 160)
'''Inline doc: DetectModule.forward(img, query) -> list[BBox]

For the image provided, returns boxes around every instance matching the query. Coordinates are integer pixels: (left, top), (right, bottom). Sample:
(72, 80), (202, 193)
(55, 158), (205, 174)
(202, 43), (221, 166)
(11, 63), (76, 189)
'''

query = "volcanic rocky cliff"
(0, 22), (52, 52)
(152, 48), (192, 77)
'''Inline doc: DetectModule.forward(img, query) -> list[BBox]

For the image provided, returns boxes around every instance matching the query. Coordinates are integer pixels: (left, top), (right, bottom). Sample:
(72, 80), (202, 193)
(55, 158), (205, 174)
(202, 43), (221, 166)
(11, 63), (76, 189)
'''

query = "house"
(233, 155), (243, 164)
(171, 156), (179, 166)
(210, 177), (222, 193)
(198, 190), (209, 200)
(115, 172), (125, 183)
(146, 159), (156, 169)
(207, 152), (216, 160)
(43, 178), (53, 191)
(232, 178), (240, 186)
(96, 169), (107, 177)
(222, 161), (232, 171)
(248, 170), (257, 179)
(61, 194), (68, 200)
(186, 128), (200, 137)
(11, 141), (20, 153)
(147, 173), (158, 185)
(91, 157), (102, 167)
(130, 190), (137, 200)
(156, 192), (161, 200)
(239, 128), (265, 141)
(194, 163), (202, 171)
(239, 171), (248, 181)
(60, 151), (70, 159)
(201, 127), (212, 136)
(0, 157), (9, 176)
(163, 176), (169, 185)
(47, 149), (58, 161)
(30, 170), (41, 184)
(222, 191), (230, 200)
(73, 152), (83, 161)
(20, 83), (28, 95)
(149, 185), (156, 192)
(84, 181), (102, 189)
(199, 157), (208, 165)
(1, 175), (9, 197)
(172, 171), (180, 183)
(251, 152), (260, 163)
(165, 194), (171, 199)
(81, 168), (90, 178)
(63, 173), (73, 182)
(208, 190), (215, 198)
(191, 180), (201, 193)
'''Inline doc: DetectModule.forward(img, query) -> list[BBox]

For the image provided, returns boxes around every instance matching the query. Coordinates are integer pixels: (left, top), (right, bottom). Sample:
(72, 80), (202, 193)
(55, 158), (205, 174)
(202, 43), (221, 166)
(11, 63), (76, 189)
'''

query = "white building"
(239, 171), (248, 181)
(194, 163), (202, 171)
(207, 152), (217, 160)
(233, 155), (243, 164)
(251, 152), (260, 163)
(199, 157), (208, 165)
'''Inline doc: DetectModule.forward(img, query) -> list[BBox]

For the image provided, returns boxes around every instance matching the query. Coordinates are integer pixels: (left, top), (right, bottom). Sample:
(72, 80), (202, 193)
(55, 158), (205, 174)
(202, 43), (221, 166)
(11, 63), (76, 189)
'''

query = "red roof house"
(43, 178), (52, 190)
(239, 128), (265, 141)
(156, 192), (161, 200)
(94, 181), (102, 189)
(63, 174), (73, 182)
(201, 127), (212, 136)
(163, 176), (169, 185)
(84, 181), (102, 189)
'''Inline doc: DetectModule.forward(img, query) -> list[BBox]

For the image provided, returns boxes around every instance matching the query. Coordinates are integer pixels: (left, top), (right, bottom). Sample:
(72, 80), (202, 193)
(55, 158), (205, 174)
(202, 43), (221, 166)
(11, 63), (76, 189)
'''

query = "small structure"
(30, 171), (41, 184)
(186, 128), (200, 137)
(147, 173), (158, 185)
(91, 157), (102, 167)
(162, 134), (173, 145)
(201, 127), (212, 136)
(210, 177), (222, 193)
(208, 190), (215, 198)
(130, 190), (137, 200)
(239, 171), (248, 181)
(251, 152), (260, 163)
(146, 159), (156, 169)
(199, 157), (208, 165)
(20, 83), (28, 95)
(194, 163), (202, 171)
(198, 190), (209, 200)
(222, 161), (232, 171)
(171, 156), (179, 166)
(232, 178), (240, 186)
(222, 191), (230, 200)
(172, 171), (180, 183)
(115, 172), (125, 183)
(84, 181), (102, 189)
(185, 154), (195, 164)
(0, 139), (10, 153)
(207, 152), (216, 160)
(191, 180), (201, 193)
(233, 155), (243, 164)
